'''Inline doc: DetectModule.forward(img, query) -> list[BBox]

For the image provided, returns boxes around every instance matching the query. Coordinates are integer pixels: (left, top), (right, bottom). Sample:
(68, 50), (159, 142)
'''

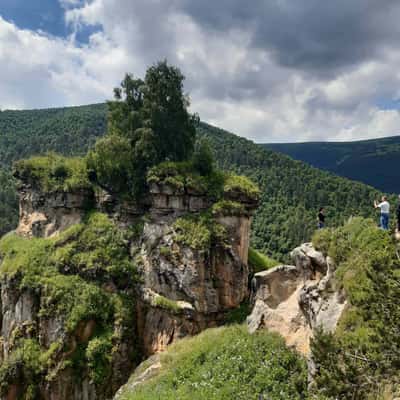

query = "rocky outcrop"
(136, 183), (257, 354)
(0, 174), (258, 399)
(247, 242), (347, 355)
(16, 182), (94, 238)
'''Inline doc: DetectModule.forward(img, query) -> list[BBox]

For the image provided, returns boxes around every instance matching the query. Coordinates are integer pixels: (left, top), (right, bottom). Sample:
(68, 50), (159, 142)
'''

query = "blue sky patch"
(0, 0), (99, 42)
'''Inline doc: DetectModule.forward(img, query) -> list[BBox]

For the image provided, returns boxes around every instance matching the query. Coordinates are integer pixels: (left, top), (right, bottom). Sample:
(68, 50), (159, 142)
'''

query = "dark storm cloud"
(178, 0), (400, 75)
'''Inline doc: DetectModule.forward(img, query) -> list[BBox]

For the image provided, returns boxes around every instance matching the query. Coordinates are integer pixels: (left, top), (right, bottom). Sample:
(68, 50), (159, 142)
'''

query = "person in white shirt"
(374, 196), (390, 230)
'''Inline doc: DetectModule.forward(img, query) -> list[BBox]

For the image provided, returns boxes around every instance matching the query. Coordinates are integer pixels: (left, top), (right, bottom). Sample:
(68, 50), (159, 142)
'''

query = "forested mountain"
(264, 136), (400, 193)
(0, 104), (387, 259)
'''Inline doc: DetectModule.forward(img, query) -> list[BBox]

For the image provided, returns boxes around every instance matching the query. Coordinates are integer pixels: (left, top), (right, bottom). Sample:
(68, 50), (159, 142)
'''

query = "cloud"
(1, 1), (400, 142)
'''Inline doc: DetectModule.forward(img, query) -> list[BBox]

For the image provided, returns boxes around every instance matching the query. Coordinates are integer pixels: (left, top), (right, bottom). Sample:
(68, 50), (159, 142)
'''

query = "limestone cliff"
(0, 166), (258, 399)
(247, 242), (347, 356)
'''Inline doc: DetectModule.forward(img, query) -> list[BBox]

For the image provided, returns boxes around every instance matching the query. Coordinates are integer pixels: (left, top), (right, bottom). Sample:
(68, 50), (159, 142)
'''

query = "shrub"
(211, 200), (245, 216)
(86, 135), (133, 195)
(173, 213), (227, 251)
(86, 332), (113, 384)
(13, 153), (91, 192)
(223, 174), (260, 201)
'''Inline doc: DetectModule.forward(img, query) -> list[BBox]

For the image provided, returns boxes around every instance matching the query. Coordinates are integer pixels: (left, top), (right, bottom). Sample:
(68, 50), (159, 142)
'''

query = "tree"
(142, 60), (197, 162)
(91, 61), (198, 198)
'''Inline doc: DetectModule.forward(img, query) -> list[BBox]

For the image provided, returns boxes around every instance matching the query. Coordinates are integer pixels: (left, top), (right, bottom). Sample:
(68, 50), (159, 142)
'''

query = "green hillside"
(117, 325), (307, 400)
(0, 104), (388, 260)
(264, 136), (400, 193)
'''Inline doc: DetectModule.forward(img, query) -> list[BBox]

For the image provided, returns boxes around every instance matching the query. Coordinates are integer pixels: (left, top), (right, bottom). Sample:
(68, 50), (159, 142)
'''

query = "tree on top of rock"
(87, 60), (199, 197)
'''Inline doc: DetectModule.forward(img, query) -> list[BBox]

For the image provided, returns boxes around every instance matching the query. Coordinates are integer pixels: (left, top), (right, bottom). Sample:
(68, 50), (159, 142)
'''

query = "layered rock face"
(0, 176), (258, 399)
(136, 181), (257, 354)
(16, 183), (94, 238)
(247, 242), (347, 355)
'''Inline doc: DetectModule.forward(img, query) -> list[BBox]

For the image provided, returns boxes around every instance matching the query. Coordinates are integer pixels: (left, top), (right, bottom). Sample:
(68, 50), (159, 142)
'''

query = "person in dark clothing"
(396, 195), (400, 232)
(318, 207), (325, 229)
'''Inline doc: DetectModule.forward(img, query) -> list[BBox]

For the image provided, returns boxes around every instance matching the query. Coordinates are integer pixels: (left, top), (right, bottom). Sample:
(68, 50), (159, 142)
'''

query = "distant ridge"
(263, 136), (400, 193)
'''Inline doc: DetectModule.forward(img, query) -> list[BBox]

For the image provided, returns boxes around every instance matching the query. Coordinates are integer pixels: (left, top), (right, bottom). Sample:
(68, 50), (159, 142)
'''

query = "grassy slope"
(117, 325), (307, 400)
(264, 136), (400, 193)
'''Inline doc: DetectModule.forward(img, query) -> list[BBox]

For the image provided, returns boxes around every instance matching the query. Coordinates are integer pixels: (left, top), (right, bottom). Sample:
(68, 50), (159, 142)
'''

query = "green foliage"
(223, 174), (260, 201)
(147, 160), (225, 198)
(224, 301), (251, 324)
(0, 103), (107, 169)
(265, 136), (400, 193)
(0, 102), (393, 262)
(310, 218), (400, 399)
(198, 122), (387, 260)
(173, 213), (227, 251)
(13, 153), (91, 192)
(91, 61), (197, 198)
(118, 325), (308, 400)
(0, 213), (138, 390)
(86, 135), (133, 194)
(152, 295), (181, 313)
(86, 332), (113, 384)
(143, 60), (198, 162)
(191, 138), (214, 176)
(211, 200), (245, 216)
(0, 339), (42, 399)
(248, 247), (280, 273)
(0, 168), (18, 237)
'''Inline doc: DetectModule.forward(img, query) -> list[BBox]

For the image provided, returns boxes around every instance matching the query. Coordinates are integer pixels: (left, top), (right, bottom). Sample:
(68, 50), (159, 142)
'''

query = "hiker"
(374, 196), (390, 230)
(317, 207), (325, 229)
(396, 195), (400, 232)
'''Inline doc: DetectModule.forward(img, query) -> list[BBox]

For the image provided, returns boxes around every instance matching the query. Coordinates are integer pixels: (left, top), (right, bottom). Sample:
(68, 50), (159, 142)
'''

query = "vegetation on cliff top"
(13, 153), (91, 193)
(0, 212), (138, 394)
(118, 325), (308, 400)
(87, 61), (198, 198)
(311, 218), (400, 399)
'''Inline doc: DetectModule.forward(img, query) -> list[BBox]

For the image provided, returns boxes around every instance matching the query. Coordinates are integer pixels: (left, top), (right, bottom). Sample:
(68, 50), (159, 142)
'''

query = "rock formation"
(0, 170), (258, 399)
(247, 242), (347, 355)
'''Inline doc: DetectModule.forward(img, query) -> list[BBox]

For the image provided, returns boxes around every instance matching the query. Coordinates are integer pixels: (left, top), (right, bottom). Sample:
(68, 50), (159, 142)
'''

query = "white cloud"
(1, 1), (400, 142)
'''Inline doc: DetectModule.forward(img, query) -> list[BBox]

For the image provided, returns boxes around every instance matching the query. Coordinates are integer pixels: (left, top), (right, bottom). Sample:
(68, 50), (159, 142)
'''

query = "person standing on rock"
(317, 207), (325, 229)
(374, 196), (390, 230)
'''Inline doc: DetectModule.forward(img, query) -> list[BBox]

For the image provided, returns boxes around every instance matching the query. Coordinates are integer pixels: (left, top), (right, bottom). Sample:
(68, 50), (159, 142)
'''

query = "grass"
(310, 217), (400, 399)
(118, 325), (307, 400)
(13, 153), (91, 192)
(248, 247), (280, 273)
(152, 295), (182, 313)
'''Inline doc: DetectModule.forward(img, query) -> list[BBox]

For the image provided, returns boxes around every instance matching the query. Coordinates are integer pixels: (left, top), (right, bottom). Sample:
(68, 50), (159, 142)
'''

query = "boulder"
(248, 244), (347, 355)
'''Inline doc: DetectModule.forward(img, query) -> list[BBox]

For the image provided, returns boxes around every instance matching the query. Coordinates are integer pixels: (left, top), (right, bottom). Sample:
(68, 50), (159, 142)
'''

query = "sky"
(1, 1), (400, 143)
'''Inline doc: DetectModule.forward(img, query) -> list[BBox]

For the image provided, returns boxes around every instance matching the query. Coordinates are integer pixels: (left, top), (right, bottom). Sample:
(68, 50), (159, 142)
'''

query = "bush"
(173, 213), (227, 251)
(86, 135), (133, 195)
(191, 138), (214, 176)
(223, 174), (260, 201)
